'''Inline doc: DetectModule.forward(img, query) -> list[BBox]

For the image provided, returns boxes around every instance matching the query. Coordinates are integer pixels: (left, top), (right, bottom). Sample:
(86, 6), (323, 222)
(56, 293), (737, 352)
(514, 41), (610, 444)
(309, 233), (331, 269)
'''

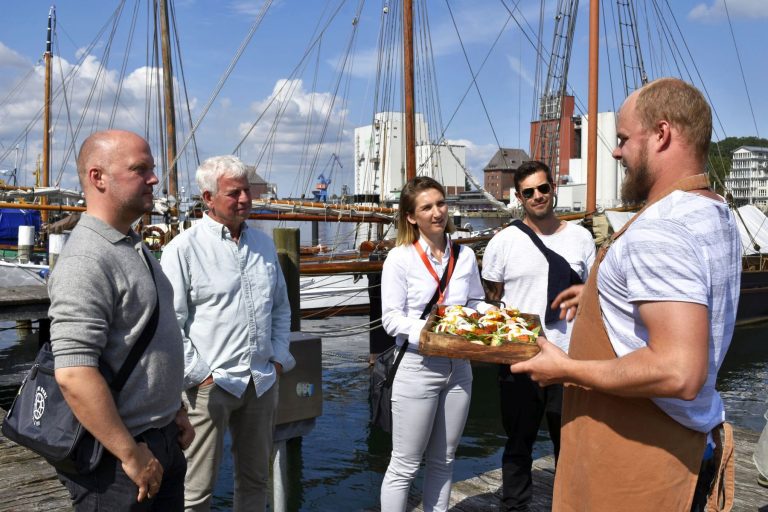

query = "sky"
(0, 0), (766, 200)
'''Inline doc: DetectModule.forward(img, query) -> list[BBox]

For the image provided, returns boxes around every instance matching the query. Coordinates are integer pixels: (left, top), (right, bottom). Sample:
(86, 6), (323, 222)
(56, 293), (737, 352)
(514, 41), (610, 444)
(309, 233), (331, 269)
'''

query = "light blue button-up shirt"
(161, 214), (295, 398)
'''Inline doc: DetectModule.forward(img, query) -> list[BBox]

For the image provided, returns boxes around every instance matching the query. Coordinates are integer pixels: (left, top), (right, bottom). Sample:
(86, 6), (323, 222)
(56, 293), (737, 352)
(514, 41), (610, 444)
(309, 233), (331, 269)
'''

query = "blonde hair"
(635, 78), (712, 161)
(395, 176), (455, 246)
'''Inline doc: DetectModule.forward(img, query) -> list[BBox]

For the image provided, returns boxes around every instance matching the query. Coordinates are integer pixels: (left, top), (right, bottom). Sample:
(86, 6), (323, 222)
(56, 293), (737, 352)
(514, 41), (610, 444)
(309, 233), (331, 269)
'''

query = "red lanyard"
(413, 239), (456, 304)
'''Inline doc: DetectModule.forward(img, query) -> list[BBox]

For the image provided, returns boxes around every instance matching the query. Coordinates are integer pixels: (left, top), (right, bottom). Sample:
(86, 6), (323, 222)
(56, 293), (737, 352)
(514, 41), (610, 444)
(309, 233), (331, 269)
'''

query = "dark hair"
(513, 160), (554, 192)
(395, 176), (455, 246)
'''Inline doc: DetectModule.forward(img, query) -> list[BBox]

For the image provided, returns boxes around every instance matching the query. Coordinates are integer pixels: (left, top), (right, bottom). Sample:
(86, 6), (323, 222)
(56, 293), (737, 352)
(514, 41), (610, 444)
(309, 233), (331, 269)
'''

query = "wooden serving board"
(418, 306), (542, 364)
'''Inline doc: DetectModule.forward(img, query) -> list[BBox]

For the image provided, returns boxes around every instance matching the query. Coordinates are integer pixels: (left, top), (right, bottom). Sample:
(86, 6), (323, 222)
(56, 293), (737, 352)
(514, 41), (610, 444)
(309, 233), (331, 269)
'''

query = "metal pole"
(272, 440), (288, 512)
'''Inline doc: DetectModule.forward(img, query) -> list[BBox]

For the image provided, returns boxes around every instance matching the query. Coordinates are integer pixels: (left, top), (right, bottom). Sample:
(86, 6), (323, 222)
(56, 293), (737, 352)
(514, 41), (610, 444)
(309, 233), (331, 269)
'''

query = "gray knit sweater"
(48, 214), (184, 436)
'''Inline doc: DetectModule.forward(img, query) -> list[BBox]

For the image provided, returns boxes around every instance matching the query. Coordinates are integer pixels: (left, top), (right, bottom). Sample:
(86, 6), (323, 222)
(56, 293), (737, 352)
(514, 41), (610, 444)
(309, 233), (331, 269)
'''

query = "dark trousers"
(499, 366), (563, 512)
(57, 421), (187, 511)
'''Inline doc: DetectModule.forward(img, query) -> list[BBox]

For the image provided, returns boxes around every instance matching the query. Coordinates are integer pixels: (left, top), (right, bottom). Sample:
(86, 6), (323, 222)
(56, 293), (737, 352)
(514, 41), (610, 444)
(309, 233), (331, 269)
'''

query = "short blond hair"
(635, 78), (712, 161)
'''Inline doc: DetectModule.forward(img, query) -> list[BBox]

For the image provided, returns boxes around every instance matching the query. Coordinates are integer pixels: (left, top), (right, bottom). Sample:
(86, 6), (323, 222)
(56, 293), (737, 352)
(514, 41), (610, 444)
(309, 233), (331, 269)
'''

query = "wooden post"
(311, 220), (319, 247)
(273, 228), (300, 332)
(41, 7), (54, 225)
(159, 0), (179, 235)
(586, 0), (599, 221)
(403, 0), (416, 181)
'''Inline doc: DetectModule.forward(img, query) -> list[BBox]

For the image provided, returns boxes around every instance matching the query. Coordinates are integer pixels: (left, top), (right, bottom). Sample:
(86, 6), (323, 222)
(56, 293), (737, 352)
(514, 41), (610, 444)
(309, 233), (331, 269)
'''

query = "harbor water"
(1, 317), (767, 511)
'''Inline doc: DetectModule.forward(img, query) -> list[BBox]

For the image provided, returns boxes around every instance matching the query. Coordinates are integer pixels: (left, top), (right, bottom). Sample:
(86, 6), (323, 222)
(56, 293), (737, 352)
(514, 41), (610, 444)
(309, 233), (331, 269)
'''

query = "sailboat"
(2, 1), (767, 324)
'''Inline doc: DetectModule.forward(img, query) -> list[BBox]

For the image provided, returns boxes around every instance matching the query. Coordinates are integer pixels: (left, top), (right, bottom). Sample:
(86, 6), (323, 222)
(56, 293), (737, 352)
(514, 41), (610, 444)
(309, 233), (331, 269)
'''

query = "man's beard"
(524, 198), (554, 221)
(620, 147), (652, 206)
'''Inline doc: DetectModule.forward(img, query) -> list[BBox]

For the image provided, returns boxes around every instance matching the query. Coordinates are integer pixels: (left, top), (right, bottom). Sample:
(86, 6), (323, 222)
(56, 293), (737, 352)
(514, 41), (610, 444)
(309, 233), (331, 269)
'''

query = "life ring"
(142, 226), (166, 251)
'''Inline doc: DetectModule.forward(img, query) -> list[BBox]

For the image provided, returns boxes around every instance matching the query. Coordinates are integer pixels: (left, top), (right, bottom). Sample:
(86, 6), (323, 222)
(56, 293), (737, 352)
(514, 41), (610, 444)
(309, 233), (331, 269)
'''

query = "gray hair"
(196, 155), (248, 195)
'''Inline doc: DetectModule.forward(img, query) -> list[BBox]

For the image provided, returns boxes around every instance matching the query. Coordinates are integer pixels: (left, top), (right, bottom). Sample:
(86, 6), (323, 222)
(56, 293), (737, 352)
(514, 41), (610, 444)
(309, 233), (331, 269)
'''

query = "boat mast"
(159, 0), (179, 231)
(41, 6), (54, 224)
(403, 0), (416, 181)
(586, 0), (598, 218)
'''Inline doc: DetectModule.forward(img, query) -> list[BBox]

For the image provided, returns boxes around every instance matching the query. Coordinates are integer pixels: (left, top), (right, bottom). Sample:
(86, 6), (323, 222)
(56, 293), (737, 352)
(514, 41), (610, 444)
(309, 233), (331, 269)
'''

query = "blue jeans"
(380, 351), (472, 512)
(57, 421), (186, 511)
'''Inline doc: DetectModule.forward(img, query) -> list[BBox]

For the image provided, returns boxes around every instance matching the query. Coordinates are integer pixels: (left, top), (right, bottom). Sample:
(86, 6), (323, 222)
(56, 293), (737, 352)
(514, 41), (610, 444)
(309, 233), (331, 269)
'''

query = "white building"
(416, 143), (467, 196)
(567, 111), (624, 210)
(354, 112), (466, 202)
(725, 146), (768, 208)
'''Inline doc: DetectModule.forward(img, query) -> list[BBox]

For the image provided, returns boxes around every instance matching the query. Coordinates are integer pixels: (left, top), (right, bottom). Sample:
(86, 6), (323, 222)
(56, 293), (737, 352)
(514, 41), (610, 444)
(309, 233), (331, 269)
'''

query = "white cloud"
(231, 79), (354, 198)
(0, 42), (29, 68)
(0, 50), (192, 192)
(230, 0), (277, 17)
(506, 55), (535, 88)
(689, 0), (768, 21)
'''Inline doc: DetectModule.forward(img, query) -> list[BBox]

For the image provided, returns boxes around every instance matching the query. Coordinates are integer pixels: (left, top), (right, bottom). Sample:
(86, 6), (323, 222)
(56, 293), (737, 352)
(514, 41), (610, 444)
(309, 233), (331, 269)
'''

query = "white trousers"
(380, 351), (473, 512)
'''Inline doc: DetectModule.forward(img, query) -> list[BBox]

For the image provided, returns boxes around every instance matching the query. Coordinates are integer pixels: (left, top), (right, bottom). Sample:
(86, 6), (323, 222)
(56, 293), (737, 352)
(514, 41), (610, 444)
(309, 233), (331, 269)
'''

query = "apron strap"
(706, 422), (736, 512)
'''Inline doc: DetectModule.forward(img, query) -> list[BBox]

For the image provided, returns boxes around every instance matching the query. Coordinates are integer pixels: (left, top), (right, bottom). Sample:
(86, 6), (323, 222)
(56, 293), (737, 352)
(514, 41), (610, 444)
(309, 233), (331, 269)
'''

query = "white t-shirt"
(381, 237), (491, 346)
(482, 221), (596, 351)
(598, 191), (741, 433)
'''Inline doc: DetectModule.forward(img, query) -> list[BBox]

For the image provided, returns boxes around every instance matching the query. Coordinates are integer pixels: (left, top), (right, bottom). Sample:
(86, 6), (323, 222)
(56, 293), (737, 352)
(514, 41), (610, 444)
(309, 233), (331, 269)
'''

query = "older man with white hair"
(161, 155), (294, 512)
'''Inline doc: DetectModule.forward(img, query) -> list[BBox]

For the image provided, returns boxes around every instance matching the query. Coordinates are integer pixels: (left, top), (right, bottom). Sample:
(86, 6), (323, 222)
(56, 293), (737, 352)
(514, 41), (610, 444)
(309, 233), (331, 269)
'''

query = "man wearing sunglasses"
(482, 160), (595, 511)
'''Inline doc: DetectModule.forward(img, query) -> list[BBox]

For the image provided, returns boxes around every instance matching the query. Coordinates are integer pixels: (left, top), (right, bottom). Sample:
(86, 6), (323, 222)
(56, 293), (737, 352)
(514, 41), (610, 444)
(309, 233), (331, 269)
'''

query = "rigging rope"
(166, 0), (274, 178)
(722, 0), (760, 139)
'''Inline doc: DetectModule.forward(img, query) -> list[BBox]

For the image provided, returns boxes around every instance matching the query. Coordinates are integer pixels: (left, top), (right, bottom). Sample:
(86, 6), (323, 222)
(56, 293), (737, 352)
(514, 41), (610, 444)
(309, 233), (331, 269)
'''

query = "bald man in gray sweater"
(49, 129), (193, 511)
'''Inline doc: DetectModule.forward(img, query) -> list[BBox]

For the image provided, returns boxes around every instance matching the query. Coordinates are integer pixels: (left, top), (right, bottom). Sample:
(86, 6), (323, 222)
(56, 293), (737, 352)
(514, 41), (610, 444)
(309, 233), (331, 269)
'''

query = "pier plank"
(391, 426), (766, 512)
(2, 402), (766, 511)
(0, 285), (49, 322)
(0, 409), (71, 511)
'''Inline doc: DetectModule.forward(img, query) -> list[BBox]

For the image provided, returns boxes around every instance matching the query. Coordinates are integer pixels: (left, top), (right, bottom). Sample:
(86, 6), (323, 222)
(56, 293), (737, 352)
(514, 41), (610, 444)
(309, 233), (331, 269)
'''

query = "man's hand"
(552, 284), (584, 321)
(274, 362), (283, 376)
(175, 406), (195, 450)
(122, 442), (164, 502)
(510, 337), (572, 387)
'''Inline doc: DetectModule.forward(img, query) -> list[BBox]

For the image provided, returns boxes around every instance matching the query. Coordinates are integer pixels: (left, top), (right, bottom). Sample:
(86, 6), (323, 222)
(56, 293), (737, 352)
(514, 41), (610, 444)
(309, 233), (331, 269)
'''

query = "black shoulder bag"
(2, 249), (161, 474)
(511, 219), (582, 325)
(370, 242), (460, 433)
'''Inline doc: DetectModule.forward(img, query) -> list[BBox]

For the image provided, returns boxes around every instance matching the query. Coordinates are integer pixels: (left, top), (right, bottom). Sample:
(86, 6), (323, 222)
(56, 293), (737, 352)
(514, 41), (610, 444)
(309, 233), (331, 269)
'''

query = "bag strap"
(419, 241), (460, 320)
(109, 248), (161, 392)
(511, 219), (581, 323)
(511, 219), (578, 282)
(386, 241), (461, 387)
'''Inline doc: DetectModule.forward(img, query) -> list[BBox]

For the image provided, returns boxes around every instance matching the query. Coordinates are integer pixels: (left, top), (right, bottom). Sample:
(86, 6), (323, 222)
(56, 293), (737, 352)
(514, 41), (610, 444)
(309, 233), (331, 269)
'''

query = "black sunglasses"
(520, 183), (552, 199)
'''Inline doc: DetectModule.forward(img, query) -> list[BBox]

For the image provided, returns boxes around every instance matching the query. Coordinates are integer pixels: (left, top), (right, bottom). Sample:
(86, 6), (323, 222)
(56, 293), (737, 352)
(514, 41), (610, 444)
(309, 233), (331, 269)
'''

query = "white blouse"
(381, 236), (490, 347)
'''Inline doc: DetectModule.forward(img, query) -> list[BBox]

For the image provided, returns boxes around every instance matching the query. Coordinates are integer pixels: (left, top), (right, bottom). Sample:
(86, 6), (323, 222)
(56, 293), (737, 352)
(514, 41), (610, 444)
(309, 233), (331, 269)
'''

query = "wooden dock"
(0, 285), (49, 322)
(0, 409), (71, 511)
(374, 427), (767, 512)
(1, 404), (766, 511)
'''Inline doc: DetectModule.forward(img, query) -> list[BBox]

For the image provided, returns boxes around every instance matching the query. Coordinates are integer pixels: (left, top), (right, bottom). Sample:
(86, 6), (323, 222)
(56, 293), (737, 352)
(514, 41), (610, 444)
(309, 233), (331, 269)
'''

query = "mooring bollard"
(17, 225), (34, 263)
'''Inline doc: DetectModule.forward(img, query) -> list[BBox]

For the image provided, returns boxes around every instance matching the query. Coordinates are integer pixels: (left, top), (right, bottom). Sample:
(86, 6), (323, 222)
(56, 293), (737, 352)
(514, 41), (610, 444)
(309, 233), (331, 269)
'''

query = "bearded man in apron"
(511, 77), (739, 512)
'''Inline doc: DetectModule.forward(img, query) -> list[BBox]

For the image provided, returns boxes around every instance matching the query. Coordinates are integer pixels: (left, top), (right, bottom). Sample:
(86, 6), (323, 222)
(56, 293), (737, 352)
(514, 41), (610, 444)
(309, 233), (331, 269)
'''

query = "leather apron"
(553, 174), (711, 512)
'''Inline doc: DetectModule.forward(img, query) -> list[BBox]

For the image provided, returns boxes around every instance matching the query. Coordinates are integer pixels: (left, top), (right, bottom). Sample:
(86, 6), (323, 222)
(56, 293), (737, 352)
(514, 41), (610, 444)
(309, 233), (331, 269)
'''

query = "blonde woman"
(380, 176), (491, 511)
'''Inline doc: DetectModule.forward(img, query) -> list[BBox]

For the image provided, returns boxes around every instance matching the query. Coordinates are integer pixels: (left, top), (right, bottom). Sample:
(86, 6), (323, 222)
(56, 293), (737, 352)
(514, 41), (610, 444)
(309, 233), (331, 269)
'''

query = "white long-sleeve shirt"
(160, 214), (295, 398)
(381, 236), (490, 347)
